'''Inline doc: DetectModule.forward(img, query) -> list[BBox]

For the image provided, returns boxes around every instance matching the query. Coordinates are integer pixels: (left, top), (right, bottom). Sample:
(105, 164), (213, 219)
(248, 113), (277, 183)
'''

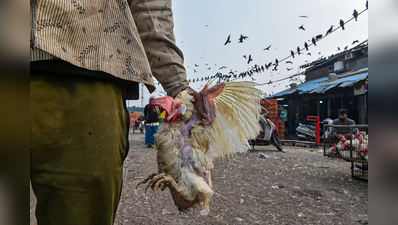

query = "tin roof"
(267, 66), (368, 99)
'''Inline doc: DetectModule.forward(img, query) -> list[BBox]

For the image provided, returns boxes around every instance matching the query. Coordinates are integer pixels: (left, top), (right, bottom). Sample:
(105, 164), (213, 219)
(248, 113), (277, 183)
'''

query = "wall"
(306, 67), (330, 81)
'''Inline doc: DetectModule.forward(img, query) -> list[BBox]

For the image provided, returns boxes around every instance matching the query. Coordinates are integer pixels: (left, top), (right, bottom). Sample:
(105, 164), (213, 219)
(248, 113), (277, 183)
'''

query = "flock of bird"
(171, 1), (368, 87)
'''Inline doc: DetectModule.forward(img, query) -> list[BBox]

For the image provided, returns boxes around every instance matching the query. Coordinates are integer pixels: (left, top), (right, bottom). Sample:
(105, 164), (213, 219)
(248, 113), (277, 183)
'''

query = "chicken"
(136, 81), (262, 212)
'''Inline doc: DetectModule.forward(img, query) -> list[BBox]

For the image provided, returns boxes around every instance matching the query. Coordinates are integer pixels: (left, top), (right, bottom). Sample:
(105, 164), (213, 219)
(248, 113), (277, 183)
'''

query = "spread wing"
(199, 80), (262, 159)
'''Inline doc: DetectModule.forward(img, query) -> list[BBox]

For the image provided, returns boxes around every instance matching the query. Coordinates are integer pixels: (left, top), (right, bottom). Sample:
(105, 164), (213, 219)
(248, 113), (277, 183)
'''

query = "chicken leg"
(136, 172), (180, 194)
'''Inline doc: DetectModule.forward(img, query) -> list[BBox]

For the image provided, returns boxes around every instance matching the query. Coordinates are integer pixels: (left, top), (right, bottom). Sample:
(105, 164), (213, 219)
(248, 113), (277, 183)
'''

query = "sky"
(127, 0), (368, 107)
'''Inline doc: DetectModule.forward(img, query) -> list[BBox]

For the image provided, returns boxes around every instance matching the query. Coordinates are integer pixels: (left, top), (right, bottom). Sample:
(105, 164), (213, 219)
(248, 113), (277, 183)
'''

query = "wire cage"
(351, 161), (368, 181)
(323, 124), (368, 162)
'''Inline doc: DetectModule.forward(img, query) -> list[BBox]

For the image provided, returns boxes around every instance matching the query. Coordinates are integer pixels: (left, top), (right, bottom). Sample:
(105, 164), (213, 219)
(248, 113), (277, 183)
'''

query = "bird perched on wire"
(337, 47), (340, 51)
(315, 34), (323, 40)
(326, 25), (334, 36)
(137, 81), (262, 213)
(344, 46), (348, 50)
(352, 40), (359, 45)
(224, 35), (231, 45)
(353, 10), (358, 21)
(312, 37), (317, 46)
(340, 19), (345, 30)
(291, 50), (295, 58)
(304, 42), (309, 51)
(297, 47), (301, 55)
(275, 59), (279, 66)
(238, 34), (249, 43)
(299, 25), (305, 31)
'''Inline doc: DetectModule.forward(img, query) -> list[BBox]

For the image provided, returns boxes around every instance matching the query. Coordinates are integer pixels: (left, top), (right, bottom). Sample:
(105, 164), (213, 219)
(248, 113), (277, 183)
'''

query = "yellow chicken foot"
(136, 172), (158, 190)
(145, 173), (180, 194)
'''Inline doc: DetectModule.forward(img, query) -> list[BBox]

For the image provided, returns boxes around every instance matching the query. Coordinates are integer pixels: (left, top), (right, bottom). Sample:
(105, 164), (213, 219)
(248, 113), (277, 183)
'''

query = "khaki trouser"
(30, 71), (129, 225)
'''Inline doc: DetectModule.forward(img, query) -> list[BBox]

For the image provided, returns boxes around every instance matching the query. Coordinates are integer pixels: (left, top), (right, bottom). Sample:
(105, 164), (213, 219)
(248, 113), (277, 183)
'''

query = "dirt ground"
(30, 131), (368, 225)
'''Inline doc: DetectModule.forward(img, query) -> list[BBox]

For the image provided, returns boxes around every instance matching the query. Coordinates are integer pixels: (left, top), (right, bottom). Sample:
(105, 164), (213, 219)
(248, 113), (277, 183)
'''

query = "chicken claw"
(136, 172), (158, 190)
(138, 173), (180, 194)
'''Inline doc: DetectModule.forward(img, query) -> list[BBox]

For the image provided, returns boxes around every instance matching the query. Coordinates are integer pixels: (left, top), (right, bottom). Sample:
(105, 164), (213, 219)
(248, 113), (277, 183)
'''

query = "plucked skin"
(137, 81), (262, 212)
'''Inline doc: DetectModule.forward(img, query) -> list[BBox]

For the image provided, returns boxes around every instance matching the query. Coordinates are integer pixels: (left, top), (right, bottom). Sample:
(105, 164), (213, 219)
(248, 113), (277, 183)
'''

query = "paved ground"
(30, 131), (368, 225)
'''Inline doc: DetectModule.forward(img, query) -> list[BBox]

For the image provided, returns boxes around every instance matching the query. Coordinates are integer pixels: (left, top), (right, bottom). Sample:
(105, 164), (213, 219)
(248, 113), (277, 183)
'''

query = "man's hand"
(188, 87), (207, 119)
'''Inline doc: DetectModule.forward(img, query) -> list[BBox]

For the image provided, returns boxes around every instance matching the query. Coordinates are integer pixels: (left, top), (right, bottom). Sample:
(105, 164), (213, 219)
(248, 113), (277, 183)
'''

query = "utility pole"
(140, 83), (144, 107)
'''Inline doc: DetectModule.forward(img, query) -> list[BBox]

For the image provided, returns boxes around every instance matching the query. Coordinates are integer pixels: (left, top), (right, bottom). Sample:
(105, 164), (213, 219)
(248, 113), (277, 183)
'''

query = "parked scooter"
(250, 113), (285, 152)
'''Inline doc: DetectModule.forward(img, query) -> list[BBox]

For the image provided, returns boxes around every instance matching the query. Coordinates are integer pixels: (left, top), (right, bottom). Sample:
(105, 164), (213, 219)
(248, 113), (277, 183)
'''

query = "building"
(268, 41), (368, 135)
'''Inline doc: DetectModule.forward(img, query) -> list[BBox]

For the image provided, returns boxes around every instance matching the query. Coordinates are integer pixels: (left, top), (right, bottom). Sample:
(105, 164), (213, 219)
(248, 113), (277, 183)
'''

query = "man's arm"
(129, 0), (206, 118)
(128, 0), (188, 98)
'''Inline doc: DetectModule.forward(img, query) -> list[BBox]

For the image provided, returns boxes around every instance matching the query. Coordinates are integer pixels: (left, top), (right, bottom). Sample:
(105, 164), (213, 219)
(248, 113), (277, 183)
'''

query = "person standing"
(144, 96), (160, 148)
(30, 1), (207, 224)
(137, 114), (145, 134)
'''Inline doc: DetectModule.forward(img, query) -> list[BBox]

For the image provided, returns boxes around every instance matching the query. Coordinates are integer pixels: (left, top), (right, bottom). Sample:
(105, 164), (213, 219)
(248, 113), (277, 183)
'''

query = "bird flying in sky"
(286, 61), (293, 64)
(224, 35), (231, 45)
(263, 45), (271, 50)
(307, 53), (311, 56)
(238, 34), (249, 43)
(299, 15), (308, 18)
(299, 25), (305, 31)
(352, 40), (359, 45)
(247, 55), (253, 64)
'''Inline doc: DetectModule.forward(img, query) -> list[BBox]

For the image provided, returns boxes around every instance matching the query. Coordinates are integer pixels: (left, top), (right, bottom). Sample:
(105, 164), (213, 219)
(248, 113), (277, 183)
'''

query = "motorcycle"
(249, 113), (285, 152)
(295, 118), (333, 141)
(296, 123), (317, 141)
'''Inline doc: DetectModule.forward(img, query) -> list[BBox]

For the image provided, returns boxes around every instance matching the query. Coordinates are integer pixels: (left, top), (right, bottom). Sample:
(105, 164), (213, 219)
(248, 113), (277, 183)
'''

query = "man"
(137, 114), (145, 134)
(144, 96), (160, 148)
(332, 108), (358, 135)
(30, 1), (206, 224)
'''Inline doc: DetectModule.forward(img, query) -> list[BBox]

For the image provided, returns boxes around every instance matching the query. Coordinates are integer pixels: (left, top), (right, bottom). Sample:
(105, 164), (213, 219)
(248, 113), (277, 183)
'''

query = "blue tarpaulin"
(268, 66), (368, 99)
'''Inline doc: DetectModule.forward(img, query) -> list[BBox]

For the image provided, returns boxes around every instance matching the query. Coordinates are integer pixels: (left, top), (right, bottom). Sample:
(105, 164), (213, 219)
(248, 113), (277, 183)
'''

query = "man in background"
(332, 108), (358, 135)
(144, 96), (160, 148)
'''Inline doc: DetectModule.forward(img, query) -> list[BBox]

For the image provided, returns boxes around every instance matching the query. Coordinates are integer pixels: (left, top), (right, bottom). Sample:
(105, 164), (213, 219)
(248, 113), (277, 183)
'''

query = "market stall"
(323, 124), (368, 181)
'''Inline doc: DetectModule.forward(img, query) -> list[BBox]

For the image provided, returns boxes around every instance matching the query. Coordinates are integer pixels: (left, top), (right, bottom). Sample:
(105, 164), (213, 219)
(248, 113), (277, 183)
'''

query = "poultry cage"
(323, 124), (368, 181)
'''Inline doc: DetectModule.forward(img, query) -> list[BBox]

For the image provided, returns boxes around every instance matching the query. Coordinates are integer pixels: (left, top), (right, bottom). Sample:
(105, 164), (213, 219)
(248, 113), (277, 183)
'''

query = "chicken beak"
(167, 113), (178, 123)
(149, 96), (174, 119)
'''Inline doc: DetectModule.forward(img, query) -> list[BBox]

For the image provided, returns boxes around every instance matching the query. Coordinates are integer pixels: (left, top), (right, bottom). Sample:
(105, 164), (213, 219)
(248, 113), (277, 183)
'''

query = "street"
(30, 131), (368, 224)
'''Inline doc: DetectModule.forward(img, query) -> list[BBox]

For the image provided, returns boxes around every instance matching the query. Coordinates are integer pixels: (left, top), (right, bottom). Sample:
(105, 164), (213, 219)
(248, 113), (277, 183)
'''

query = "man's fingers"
(188, 87), (207, 119)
